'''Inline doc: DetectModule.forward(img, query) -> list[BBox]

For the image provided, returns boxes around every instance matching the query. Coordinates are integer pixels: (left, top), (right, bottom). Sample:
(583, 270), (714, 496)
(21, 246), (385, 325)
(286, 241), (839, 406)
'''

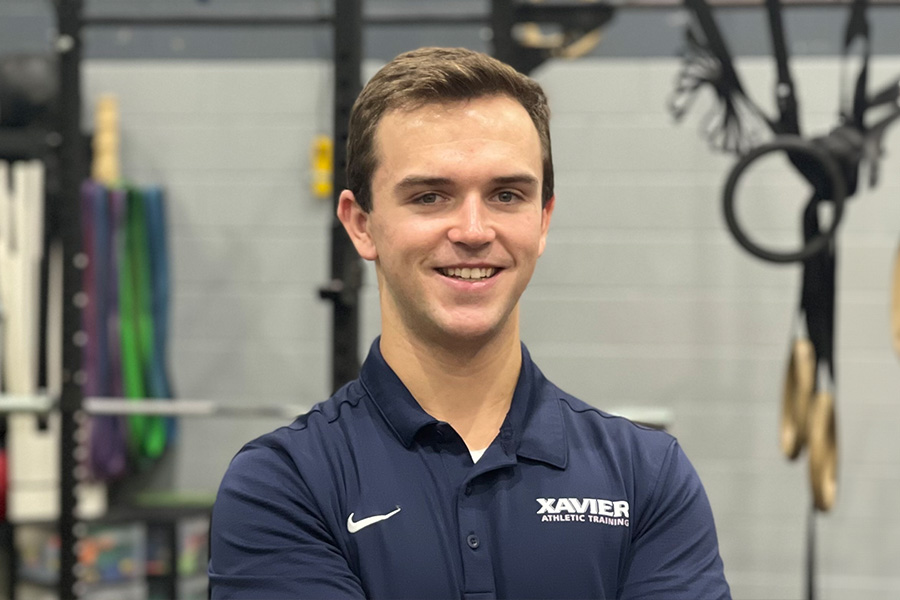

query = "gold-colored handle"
(780, 337), (815, 459)
(311, 135), (334, 200)
(92, 94), (120, 185)
(808, 390), (838, 511)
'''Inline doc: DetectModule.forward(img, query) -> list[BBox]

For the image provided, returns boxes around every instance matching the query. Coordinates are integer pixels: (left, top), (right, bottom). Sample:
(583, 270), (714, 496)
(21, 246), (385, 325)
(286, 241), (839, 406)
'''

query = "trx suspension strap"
(764, 0), (800, 137)
(787, 0), (869, 518)
(670, 1), (899, 598)
(795, 195), (839, 600)
(673, 0), (771, 153)
(800, 198), (838, 514)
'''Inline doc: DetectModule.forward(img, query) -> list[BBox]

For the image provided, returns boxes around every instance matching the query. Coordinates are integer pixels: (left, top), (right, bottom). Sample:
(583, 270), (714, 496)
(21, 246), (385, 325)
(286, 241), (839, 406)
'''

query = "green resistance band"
(134, 187), (168, 459)
(121, 186), (167, 463)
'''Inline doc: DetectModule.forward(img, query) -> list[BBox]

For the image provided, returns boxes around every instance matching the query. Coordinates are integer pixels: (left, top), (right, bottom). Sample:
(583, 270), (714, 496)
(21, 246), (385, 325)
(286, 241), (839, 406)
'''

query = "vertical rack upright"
(53, 0), (86, 597)
(324, 0), (363, 392)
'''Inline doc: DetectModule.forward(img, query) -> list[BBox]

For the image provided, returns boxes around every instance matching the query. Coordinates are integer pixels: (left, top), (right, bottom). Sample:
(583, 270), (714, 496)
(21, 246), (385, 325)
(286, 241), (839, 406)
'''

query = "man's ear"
(337, 189), (377, 260)
(538, 195), (555, 257)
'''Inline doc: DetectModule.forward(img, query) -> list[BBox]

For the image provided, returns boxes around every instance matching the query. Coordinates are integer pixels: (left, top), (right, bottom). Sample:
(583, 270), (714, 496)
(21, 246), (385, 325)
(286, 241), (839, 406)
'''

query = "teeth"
(441, 267), (496, 281)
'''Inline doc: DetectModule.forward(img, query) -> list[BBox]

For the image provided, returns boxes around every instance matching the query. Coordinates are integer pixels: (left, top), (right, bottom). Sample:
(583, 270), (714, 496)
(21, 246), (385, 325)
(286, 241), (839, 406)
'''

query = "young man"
(209, 47), (731, 599)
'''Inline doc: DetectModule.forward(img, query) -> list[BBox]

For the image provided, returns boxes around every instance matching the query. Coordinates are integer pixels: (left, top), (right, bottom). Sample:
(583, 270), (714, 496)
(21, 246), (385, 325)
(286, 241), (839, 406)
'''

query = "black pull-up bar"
(81, 13), (484, 27)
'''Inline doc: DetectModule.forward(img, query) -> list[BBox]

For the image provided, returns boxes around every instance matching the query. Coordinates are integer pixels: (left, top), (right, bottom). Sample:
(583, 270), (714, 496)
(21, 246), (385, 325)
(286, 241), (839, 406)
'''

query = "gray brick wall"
(74, 54), (900, 599)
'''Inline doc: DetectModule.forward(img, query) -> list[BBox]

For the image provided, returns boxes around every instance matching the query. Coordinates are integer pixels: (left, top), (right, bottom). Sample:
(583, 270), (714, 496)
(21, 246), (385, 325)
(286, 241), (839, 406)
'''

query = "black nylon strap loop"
(801, 198), (837, 379)
(765, 0), (800, 136)
(683, 0), (747, 97)
(844, 0), (871, 128)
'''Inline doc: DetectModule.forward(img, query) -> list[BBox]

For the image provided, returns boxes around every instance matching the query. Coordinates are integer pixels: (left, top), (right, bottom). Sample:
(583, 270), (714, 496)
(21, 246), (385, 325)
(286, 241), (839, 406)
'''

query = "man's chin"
(431, 315), (512, 347)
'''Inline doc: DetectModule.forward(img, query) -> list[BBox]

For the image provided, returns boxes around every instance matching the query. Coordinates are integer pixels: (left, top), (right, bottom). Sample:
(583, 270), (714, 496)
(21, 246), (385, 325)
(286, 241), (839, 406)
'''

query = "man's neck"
(380, 325), (522, 452)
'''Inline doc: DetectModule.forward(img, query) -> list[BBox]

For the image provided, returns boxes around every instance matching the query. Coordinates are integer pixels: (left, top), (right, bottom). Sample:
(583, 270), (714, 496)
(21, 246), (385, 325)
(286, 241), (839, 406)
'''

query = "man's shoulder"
(550, 384), (675, 449)
(233, 378), (373, 464)
(290, 378), (370, 431)
(537, 379), (683, 485)
(545, 383), (702, 511)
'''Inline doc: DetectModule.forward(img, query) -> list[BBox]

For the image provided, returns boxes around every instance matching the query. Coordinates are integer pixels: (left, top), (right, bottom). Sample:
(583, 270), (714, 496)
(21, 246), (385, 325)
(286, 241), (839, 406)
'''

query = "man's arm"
(208, 443), (366, 599)
(618, 439), (731, 600)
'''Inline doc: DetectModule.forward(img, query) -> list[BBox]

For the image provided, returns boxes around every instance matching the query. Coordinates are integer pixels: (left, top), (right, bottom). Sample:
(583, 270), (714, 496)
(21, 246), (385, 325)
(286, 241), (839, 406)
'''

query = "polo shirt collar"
(359, 337), (568, 469)
(503, 344), (568, 469)
(359, 338), (439, 447)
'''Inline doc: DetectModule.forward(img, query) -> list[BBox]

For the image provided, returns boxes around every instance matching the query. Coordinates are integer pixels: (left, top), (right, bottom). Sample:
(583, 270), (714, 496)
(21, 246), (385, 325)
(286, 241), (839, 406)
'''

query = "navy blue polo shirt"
(209, 339), (730, 599)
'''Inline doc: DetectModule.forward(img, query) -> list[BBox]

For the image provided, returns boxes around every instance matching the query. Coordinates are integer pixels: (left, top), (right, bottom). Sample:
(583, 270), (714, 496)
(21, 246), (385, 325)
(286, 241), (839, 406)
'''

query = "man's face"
(342, 94), (554, 347)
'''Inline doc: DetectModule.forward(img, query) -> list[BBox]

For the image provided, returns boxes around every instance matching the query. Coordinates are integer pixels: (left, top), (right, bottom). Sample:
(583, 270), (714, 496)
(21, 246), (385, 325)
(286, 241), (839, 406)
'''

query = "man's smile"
(437, 266), (500, 282)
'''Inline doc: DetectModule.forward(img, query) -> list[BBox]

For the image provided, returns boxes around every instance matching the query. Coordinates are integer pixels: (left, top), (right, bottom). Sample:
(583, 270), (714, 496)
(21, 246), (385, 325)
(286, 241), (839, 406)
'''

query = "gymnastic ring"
(723, 136), (847, 264)
(780, 337), (815, 460)
(808, 389), (838, 511)
(890, 240), (900, 357)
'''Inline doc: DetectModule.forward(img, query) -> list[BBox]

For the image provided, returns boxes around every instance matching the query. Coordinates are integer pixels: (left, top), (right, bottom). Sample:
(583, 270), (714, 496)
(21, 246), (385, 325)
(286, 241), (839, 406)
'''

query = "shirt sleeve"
(208, 442), (366, 599)
(618, 439), (732, 600)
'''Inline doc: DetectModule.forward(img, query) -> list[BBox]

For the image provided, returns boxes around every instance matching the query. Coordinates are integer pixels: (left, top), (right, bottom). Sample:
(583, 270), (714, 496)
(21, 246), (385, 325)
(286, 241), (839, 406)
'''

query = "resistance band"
(84, 182), (173, 476)
(81, 181), (128, 481)
(108, 188), (126, 398)
(121, 186), (169, 464)
(144, 187), (176, 441)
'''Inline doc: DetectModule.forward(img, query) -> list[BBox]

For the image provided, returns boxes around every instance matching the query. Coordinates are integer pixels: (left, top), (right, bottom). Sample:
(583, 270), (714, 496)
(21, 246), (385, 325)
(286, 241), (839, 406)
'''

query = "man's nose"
(447, 195), (496, 247)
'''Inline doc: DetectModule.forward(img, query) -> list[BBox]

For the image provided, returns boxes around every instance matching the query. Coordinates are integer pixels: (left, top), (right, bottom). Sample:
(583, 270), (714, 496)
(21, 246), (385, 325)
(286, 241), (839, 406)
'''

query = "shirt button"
(466, 534), (480, 549)
(464, 485), (473, 496)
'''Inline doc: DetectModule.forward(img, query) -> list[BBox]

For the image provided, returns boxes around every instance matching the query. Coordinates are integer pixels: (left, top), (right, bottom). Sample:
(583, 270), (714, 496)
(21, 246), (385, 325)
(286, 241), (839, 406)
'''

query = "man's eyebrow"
(491, 174), (539, 187)
(394, 174), (539, 191)
(394, 176), (453, 191)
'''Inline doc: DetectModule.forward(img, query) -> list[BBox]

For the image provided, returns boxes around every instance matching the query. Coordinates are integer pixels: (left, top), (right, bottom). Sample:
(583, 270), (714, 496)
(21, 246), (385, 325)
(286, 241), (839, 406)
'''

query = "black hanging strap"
(801, 198), (837, 381)
(683, 0), (749, 99)
(843, 0), (871, 129)
(798, 196), (837, 600)
(765, 0), (800, 136)
(674, 0), (774, 152)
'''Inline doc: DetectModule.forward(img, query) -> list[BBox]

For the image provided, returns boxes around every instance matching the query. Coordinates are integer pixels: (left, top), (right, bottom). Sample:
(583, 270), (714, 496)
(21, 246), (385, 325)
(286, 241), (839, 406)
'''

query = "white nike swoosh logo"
(347, 507), (401, 533)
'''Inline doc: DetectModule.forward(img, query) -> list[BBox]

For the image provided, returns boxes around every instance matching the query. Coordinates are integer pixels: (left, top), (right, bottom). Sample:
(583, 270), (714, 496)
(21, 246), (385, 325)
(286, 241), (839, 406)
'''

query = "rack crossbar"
(0, 394), (54, 413)
(84, 397), (307, 419)
(82, 13), (485, 28)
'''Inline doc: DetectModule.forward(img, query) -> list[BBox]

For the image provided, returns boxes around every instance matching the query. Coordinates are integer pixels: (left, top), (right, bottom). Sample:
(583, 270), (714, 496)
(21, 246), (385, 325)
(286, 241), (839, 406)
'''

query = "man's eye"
(497, 191), (518, 203)
(417, 193), (439, 204)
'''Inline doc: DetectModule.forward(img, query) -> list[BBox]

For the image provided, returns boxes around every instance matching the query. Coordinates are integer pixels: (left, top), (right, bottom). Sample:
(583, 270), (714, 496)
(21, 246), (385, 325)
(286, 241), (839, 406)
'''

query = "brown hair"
(346, 46), (553, 212)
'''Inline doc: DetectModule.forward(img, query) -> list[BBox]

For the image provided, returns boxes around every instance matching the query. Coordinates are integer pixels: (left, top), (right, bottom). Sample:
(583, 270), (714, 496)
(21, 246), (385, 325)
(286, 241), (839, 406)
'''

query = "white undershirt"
(469, 448), (488, 463)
